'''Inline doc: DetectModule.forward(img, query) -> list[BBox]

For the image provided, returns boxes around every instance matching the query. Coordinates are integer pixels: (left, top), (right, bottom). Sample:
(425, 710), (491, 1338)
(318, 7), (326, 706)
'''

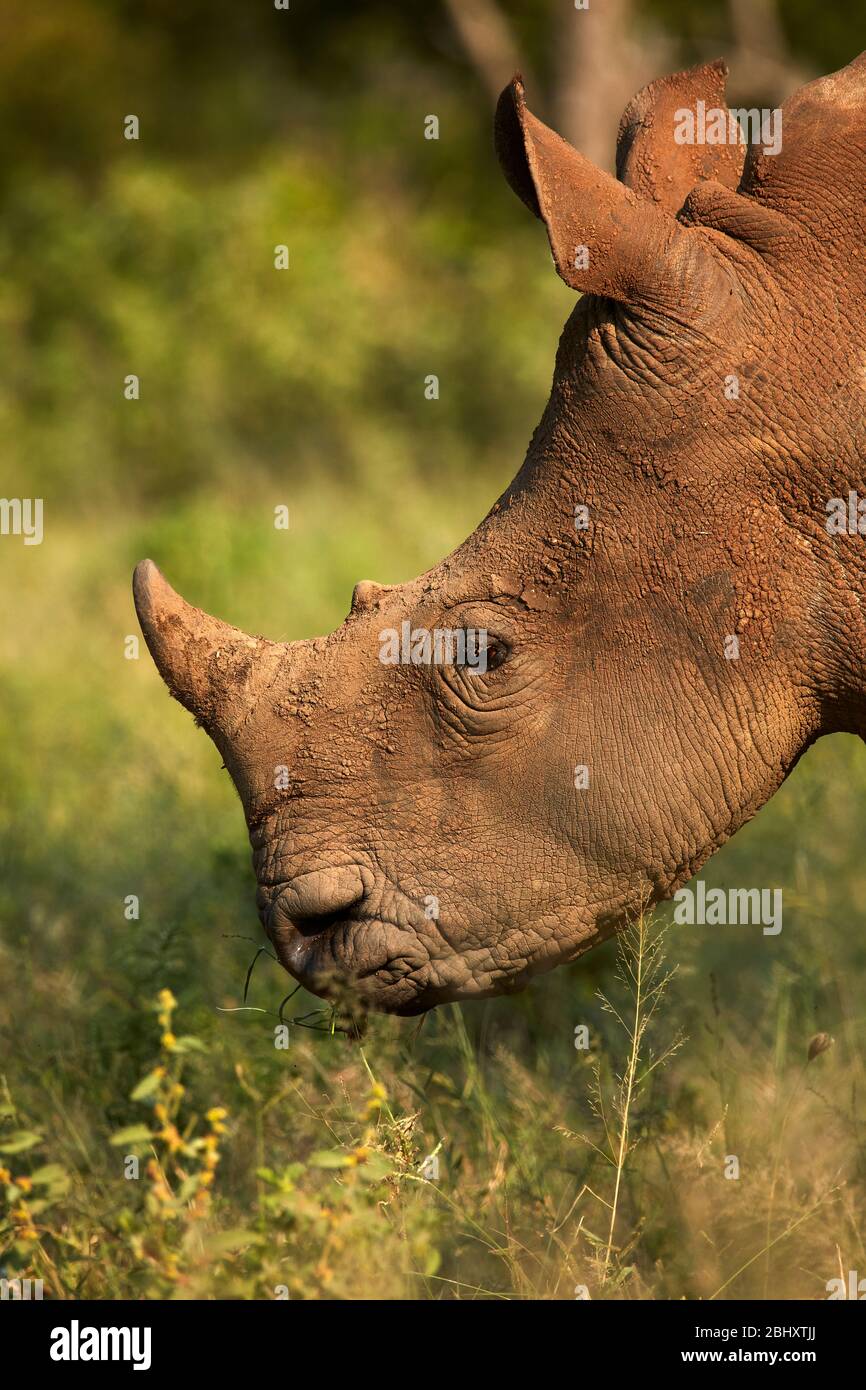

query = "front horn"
(133, 559), (283, 750)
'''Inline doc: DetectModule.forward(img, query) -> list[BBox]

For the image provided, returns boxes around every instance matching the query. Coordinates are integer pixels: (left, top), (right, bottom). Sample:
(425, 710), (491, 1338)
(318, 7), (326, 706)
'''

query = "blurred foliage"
(2, 0), (866, 1298)
(0, 0), (574, 511)
(5, 0), (864, 511)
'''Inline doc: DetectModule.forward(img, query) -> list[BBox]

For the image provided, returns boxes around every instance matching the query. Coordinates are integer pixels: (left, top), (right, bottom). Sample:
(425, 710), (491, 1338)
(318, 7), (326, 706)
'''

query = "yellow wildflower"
(158, 1124), (182, 1152)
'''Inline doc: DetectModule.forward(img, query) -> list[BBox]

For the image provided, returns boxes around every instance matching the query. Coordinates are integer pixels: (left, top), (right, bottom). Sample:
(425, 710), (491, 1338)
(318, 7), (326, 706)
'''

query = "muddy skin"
(135, 54), (866, 1016)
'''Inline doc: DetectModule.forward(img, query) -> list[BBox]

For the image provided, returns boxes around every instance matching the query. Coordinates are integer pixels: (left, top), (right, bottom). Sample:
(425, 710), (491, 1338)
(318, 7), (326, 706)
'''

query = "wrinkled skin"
(135, 53), (866, 1015)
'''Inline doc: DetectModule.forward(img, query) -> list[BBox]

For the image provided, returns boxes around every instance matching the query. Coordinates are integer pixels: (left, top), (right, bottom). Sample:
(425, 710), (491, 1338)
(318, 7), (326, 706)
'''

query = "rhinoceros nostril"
(268, 866), (366, 939)
(292, 908), (352, 938)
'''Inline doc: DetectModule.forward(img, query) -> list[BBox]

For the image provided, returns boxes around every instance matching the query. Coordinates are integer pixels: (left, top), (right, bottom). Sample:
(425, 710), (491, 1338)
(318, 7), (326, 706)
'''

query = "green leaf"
(177, 1175), (199, 1202)
(356, 1151), (395, 1183)
(308, 1150), (353, 1169)
(429, 1072), (457, 1094)
(0, 1130), (42, 1154)
(29, 1164), (68, 1186)
(130, 1069), (164, 1102)
(109, 1124), (153, 1147)
(422, 1247), (442, 1277)
(170, 1036), (208, 1054)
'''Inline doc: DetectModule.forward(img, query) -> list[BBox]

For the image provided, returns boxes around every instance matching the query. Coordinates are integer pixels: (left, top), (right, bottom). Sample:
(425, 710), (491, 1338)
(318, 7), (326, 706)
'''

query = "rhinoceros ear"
(616, 59), (744, 213)
(737, 49), (866, 249)
(494, 76), (728, 316)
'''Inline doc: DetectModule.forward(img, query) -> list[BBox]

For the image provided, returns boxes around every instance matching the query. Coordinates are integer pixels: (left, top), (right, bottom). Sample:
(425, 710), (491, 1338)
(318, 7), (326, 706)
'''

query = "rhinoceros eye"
(482, 637), (509, 672)
(453, 631), (510, 674)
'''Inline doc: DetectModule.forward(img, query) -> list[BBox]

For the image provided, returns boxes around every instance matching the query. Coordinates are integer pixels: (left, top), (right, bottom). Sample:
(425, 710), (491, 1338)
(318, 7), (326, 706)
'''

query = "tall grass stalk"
(595, 910), (684, 1283)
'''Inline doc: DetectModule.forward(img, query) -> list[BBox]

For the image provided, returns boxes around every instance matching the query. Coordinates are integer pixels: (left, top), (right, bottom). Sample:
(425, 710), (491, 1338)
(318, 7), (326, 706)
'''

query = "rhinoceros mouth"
(264, 897), (439, 1013)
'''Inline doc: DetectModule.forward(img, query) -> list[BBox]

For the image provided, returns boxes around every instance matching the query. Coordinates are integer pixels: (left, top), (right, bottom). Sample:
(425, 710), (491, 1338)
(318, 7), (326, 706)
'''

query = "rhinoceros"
(134, 53), (866, 1016)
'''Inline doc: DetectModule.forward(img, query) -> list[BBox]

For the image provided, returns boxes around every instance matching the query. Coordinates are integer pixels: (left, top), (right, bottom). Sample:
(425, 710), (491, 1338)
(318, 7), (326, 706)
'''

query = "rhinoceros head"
(134, 54), (866, 1014)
